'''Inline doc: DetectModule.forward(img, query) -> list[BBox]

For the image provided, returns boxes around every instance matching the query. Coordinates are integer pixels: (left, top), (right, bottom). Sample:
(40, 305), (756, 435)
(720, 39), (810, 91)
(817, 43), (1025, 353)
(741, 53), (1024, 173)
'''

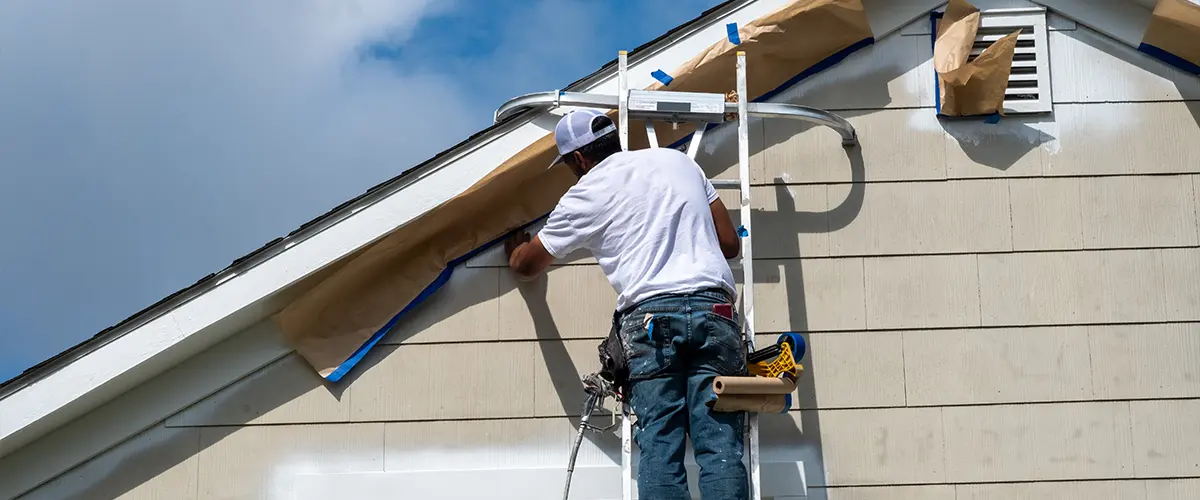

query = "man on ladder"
(505, 107), (749, 499)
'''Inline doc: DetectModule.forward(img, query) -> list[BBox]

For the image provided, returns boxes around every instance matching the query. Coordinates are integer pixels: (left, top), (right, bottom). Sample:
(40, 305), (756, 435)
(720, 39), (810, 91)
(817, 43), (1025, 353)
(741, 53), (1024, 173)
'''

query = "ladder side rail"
(618, 52), (630, 152)
(617, 51), (635, 500)
(645, 120), (659, 149)
(686, 123), (708, 161)
(735, 50), (762, 500)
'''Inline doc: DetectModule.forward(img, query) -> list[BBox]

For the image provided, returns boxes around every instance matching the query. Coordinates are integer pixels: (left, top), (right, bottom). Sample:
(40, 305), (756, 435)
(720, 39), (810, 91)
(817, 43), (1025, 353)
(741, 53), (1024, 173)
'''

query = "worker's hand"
(505, 231), (532, 259)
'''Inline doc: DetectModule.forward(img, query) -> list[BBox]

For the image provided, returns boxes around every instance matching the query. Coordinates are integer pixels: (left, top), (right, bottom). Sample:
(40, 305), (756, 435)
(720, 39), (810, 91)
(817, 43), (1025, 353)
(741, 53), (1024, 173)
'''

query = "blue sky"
(0, 0), (723, 382)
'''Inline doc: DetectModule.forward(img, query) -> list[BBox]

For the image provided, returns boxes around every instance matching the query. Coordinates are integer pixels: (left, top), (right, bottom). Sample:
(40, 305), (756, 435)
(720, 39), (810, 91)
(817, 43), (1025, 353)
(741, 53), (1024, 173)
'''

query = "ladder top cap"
(737, 51), (746, 56)
(619, 50), (628, 55)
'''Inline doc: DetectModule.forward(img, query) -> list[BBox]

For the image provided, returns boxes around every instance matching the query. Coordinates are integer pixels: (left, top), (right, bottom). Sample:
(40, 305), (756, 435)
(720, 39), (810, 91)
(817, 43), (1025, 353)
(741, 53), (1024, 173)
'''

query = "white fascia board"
(1029, 0), (1154, 47)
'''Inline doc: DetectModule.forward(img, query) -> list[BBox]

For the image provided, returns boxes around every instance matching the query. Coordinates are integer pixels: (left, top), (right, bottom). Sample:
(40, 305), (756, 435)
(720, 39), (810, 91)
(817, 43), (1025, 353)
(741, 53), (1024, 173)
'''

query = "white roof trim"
(1029, 0), (1154, 48)
(5, 0), (949, 459)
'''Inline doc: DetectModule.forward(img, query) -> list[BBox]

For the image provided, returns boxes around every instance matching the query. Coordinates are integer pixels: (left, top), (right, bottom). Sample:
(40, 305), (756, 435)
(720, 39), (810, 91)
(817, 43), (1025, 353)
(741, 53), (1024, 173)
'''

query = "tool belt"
(596, 310), (631, 402)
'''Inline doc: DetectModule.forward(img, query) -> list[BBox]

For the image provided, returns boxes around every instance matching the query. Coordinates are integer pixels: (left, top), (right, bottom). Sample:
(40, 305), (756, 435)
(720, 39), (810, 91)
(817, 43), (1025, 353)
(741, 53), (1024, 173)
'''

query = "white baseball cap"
(549, 109), (618, 168)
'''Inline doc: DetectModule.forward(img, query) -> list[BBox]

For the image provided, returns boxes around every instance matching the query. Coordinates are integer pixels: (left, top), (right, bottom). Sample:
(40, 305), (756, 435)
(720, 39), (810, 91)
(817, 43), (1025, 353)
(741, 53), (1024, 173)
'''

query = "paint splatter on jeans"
(620, 288), (749, 500)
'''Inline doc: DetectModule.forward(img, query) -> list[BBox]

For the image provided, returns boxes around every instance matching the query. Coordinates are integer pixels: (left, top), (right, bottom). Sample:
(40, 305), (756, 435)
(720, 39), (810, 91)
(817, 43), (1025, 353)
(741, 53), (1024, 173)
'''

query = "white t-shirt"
(538, 147), (737, 312)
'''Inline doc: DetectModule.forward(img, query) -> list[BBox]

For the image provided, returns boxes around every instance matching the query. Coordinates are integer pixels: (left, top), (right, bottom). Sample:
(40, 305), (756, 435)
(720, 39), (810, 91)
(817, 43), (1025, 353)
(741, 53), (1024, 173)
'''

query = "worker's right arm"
(689, 150), (740, 260)
(709, 197), (740, 260)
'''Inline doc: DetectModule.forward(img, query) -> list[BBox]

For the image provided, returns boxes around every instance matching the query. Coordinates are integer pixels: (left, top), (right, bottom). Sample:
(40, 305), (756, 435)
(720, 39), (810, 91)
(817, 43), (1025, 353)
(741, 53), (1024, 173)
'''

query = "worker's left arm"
(506, 231), (555, 282)
(511, 195), (592, 281)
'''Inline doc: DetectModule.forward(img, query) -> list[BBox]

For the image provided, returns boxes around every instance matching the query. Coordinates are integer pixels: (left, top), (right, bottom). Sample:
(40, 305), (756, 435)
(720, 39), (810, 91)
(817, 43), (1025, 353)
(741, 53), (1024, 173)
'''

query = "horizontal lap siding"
(19, 22), (1200, 500)
(18, 414), (1200, 498)
(195, 424), (384, 500)
(16, 425), (200, 500)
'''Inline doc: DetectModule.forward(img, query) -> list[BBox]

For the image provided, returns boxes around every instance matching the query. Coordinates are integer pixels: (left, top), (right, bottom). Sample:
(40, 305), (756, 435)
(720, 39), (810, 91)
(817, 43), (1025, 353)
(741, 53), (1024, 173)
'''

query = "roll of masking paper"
(712, 376), (797, 395)
(711, 393), (791, 413)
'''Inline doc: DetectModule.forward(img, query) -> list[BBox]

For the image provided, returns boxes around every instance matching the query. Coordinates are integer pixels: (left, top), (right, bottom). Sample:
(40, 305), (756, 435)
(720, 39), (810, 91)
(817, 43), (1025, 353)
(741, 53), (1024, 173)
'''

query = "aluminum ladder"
(494, 49), (858, 500)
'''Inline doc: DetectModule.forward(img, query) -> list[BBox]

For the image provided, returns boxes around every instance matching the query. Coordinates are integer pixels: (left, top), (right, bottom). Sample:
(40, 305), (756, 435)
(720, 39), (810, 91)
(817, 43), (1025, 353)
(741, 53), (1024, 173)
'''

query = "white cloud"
(0, 0), (476, 372)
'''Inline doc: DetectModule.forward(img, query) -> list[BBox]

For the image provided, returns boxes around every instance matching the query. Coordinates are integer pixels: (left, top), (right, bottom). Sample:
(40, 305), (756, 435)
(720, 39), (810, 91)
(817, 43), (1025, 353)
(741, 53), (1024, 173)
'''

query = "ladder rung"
(710, 178), (742, 189)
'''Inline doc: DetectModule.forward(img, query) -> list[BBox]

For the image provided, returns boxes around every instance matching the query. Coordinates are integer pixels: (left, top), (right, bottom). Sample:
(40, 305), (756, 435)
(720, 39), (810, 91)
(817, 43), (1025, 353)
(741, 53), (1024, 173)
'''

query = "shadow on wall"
(939, 114), (1058, 171)
(681, 28), (899, 491)
(516, 275), (625, 463)
(693, 108), (868, 492)
(936, 22), (1200, 174)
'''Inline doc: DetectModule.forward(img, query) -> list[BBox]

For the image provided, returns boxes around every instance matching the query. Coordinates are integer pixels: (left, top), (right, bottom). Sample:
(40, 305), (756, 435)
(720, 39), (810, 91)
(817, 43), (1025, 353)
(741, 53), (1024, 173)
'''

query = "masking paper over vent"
(1141, 0), (1200, 74)
(933, 0), (1022, 117)
(272, 0), (874, 381)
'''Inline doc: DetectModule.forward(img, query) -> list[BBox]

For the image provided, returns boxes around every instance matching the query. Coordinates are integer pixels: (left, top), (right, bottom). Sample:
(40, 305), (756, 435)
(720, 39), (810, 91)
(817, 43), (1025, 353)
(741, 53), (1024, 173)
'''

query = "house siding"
(12, 15), (1200, 500)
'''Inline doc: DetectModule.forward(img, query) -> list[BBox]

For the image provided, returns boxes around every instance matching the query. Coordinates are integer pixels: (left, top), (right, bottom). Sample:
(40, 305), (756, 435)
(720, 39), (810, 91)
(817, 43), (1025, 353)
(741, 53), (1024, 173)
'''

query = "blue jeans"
(618, 288), (749, 500)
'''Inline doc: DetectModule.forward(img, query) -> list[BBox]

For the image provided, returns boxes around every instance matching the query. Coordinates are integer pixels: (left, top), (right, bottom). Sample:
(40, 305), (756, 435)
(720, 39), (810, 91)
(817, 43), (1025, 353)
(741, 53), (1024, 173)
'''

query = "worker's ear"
(568, 152), (588, 177)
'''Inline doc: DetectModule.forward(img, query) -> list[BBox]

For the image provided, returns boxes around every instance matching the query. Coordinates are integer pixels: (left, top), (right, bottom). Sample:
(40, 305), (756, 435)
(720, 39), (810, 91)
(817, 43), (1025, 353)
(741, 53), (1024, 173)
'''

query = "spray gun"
(563, 372), (619, 500)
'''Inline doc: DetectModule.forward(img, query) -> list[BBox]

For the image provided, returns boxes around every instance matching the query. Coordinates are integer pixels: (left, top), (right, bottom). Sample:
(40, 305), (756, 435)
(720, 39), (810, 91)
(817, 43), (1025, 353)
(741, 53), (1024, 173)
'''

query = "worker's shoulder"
(618, 146), (696, 166)
(633, 146), (690, 159)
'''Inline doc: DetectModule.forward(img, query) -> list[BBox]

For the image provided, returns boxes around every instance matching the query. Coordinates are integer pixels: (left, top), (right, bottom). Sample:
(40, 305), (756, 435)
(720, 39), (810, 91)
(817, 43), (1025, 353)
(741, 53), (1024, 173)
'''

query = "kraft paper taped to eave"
(1141, 0), (1200, 74)
(713, 376), (797, 395)
(271, 0), (875, 380)
(933, 0), (1021, 117)
(711, 393), (791, 413)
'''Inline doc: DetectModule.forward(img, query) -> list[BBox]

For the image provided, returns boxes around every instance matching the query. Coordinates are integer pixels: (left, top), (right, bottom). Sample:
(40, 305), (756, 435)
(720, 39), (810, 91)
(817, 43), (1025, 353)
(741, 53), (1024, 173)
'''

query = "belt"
(613, 286), (734, 318)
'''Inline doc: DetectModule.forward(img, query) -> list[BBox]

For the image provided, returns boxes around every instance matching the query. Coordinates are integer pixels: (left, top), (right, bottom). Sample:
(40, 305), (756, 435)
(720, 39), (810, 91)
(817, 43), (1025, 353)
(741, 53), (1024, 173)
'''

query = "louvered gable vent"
(976, 7), (1053, 114)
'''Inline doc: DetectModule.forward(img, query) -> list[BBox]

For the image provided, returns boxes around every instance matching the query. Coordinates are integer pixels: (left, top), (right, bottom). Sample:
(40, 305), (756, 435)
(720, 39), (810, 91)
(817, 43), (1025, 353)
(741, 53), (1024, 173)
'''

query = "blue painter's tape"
(737, 225), (749, 237)
(931, 12), (943, 116)
(647, 320), (655, 341)
(783, 393), (792, 413)
(330, 36), (881, 383)
(652, 69), (674, 86)
(931, 11), (1012, 123)
(1138, 43), (1200, 76)
(755, 37), (875, 103)
(727, 23), (741, 45)
(325, 213), (550, 382)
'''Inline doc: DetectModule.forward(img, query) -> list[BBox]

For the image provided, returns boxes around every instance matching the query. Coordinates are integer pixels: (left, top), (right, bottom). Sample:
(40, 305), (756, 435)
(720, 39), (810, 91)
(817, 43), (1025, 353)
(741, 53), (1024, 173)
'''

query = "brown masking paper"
(711, 393), (790, 414)
(1142, 0), (1200, 72)
(272, 0), (874, 379)
(934, 0), (1021, 116)
(713, 376), (797, 395)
